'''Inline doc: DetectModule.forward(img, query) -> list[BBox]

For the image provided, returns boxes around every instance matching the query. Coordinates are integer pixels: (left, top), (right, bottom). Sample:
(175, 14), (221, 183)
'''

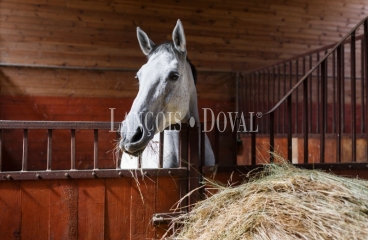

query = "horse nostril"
(131, 126), (144, 143)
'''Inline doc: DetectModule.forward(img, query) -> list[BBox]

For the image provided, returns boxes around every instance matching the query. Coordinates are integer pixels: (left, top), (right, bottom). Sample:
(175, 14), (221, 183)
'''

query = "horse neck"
(184, 62), (200, 124)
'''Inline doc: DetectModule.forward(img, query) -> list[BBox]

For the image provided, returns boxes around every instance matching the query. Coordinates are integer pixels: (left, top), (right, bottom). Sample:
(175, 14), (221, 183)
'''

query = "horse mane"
(148, 42), (197, 85)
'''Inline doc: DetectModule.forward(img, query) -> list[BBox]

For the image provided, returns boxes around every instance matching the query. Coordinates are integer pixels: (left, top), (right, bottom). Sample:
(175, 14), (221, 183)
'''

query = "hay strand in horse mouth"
(166, 161), (368, 240)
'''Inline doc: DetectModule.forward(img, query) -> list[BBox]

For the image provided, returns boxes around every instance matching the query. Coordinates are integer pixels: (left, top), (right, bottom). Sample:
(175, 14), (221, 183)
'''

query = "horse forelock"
(148, 42), (197, 85)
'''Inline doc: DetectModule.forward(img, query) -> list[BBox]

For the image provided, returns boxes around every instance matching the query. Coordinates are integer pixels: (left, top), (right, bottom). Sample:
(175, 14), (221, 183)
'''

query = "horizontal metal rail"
(0, 168), (187, 181)
(0, 120), (120, 129)
(202, 162), (368, 175)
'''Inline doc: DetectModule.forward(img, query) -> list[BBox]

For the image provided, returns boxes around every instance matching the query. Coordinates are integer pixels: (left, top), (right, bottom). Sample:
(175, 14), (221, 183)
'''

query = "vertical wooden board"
(78, 179), (105, 240)
(21, 180), (50, 239)
(324, 138), (337, 163)
(356, 138), (367, 162)
(0, 181), (21, 240)
(297, 138), (304, 164)
(341, 138), (352, 163)
(130, 177), (156, 240)
(255, 137), (270, 164)
(105, 178), (131, 240)
(155, 176), (181, 239)
(308, 138), (320, 163)
(49, 180), (78, 240)
(274, 137), (287, 162)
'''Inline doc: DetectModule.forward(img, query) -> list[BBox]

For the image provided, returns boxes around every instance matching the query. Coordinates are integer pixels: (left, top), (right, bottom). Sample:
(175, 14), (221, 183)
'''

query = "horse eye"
(169, 72), (180, 81)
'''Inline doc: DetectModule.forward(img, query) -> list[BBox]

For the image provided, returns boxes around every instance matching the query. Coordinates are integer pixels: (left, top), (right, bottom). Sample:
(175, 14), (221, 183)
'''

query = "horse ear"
(172, 19), (186, 52)
(137, 27), (155, 55)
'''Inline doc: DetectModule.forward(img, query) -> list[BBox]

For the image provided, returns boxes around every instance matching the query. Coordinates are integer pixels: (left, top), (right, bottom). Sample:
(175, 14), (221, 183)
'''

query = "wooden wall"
(0, 0), (367, 72)
(0, 176), (181, 240)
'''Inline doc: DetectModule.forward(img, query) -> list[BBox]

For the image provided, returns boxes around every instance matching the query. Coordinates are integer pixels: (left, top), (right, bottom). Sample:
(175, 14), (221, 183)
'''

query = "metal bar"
(214, 126), (219, 164)
(272, 67), (276, 133)
(179, 124), (188, 210)
(94, 129), (99, 169)
(287, 94), (292, 162)
(320, 59), (327, 163)
(201, 125), (206, 167)
(233, 117), (239, 166)
(138, 155), (142, 169)
(365, 20), (368, 161)
(309, 55), (313, 133)
(116, 132), (120, 169)
(0, 129), (2, 172)
(47, 129), (52, 171)
(342, 44), (345, 133)
(251, 74), (255, 112)
(262, 71), (266, 133)
(22, 129), (28, 171)
(361, 39), (365, 134)
(159, 131), (164, 168)
(258, 72), (261, 133)
(71, 129), (76, 170)
(289, 61), (293, 136)
(202, 162), (368, 175)
(0, 121), (120, 130)
(351, 32), (357, 162)
(188, 125), (202, 206)
(295, 60), (299, 134)
(236, 73), (239, 115)
(251, 122), (256, 165)
(333, 51), (336, 133)
(283, 63), (287, 134)
(0, 168), (188, 181)
(267, 69), (271, 133)
(302, 57), (306, 134)
(269, 112), (274, 163)
(337, 46), (343, 163)
(277, 65), (281, 133)
(317, 52), (320, 133)
(303, 74), (309, 164)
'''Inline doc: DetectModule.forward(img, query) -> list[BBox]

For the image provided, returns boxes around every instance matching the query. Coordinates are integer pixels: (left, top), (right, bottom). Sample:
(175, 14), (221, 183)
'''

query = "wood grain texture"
(105, 178), (131, 240)
(0, 177), (183, 239)
(77, 179), (105, 240)
(0, 181), (21, 240)
(0, 67), (236, 101)
(154, 176), (180, 239)
(0, 0), (366, 72)
(130, 177), (156, 240)
(21, 180), (50, 239)
(49, 180), (78, 240)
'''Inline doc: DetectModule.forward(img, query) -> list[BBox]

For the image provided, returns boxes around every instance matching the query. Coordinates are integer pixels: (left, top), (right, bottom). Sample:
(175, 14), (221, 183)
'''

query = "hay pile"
(169, 163), (368, 240)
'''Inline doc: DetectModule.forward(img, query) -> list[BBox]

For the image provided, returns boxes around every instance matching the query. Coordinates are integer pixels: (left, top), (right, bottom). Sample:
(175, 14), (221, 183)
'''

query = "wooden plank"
(77, 179), (105, 240)
(21, 180), (50, 239)
(0, 181), (21, 240)
(0, 0), (366, 72)
(130, 177), (156, 240)
(104, 178), (131, 240)
(154, 176), (181, 239)
(49, 179), (78, 240)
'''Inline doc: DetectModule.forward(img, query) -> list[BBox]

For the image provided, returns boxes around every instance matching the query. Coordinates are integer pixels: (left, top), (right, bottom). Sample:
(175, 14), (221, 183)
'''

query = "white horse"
(119, 20), (215, 168)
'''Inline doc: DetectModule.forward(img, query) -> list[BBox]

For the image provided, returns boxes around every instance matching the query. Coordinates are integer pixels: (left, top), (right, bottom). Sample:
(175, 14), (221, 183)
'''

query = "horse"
(119, 20), (215, 168)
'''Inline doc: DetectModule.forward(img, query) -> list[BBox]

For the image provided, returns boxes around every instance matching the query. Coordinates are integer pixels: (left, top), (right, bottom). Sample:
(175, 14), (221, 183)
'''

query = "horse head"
(119, 20), (198, 157)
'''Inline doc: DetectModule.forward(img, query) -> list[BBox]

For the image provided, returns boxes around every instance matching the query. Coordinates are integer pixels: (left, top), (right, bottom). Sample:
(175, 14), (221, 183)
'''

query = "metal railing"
(0, 121), (193, 180)
(0, 120), (220, 213)
(240, 17), (368, 165)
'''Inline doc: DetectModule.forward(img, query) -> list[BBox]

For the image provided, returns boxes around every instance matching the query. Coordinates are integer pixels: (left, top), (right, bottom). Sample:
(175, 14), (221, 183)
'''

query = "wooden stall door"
(0, 176), (180, 240)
